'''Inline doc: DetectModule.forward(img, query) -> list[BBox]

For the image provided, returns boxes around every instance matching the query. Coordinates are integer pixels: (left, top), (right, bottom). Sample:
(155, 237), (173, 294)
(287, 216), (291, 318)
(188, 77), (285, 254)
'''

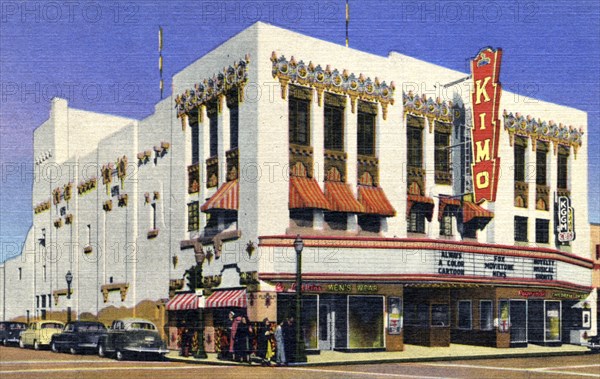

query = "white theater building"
(0, 22), (594, 352)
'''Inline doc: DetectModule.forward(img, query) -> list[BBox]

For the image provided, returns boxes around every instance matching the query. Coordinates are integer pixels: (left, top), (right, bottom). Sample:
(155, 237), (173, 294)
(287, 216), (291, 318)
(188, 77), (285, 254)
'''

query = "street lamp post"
(65, 271), (73, 323)
(293, 235), (307, 363)
(193, 250), (207, 359)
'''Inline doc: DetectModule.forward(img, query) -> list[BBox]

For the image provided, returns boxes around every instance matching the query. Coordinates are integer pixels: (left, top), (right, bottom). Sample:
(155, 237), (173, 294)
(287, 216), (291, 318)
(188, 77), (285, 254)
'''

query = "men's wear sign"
(470, 47), (503, 203)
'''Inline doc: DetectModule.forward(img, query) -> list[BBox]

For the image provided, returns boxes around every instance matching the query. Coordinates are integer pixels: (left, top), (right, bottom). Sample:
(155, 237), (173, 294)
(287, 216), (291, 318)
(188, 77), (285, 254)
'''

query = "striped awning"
(205, 289), (247, 308)
(324, 181), (365, 213)
(165, 293), (198, 311)
(406, 194), (435, 221)
(289, 177), (330, 210)
(438, 196), (461, 221)
(463, 201), (494, 225)
(357, 185), (396, 217)
(201, 179), (239, 212)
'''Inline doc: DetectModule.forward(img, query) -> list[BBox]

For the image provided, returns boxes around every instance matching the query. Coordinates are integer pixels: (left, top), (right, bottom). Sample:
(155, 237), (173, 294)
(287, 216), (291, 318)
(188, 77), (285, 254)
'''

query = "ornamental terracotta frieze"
(34, 200), (51, 214)
(77, 177), (97, 195)
(174, 55), (250, 118)
(270, 52), (395, 120)
(503, 110), (584, 158)
(403, 91), (454, 128)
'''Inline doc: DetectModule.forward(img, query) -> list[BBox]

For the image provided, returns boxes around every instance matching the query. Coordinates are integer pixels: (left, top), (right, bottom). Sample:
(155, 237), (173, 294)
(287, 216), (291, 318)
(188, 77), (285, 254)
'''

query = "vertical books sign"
(470, 47), (503, 203)
(555, 194), (575, 243)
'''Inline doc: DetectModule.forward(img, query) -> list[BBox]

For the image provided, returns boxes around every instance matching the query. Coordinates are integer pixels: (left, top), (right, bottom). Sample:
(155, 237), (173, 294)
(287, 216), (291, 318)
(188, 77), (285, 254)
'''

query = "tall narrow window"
(208, 101), (218, 157)
(407, 126), (423, 168)
(228, 89), (239, 149)
(191, 122), (199, 164)
(151, 203), (157, 230)
(514, 216), (528, 242)
(434, 131), (450, 172)
(289, 97), (310, 145)
(536, 219), (549, 244)
(324, 93), (344, 151)
(536, 143), (547, 185)
(43, 265), (47, 282)
(18, 267), (22, 280)
(440, 214), (453, 236)
(557, 149), (568, 190)
(86, 224), (91, 246)
(187, 202), (199, 232)
(514, 141), (526, 182)
(357, 102), (376, 156)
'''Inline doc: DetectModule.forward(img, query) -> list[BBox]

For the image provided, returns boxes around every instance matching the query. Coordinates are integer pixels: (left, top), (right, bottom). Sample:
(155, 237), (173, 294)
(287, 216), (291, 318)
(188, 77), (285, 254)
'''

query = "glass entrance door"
(318, 303), (334, 350)
(510, 300), (528, 345)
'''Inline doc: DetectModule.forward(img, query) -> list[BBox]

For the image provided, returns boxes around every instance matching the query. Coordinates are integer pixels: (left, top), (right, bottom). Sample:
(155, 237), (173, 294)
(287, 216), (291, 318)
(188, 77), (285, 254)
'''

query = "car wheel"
(69, 347), (78, 355)
(33, 340), (40, 350)
(98, 344), (106, 357)
(115, 350), (125, 361)
(51, 342), (59, 353)
(2, 339), (6, 346)
(19, 339), (25, 349)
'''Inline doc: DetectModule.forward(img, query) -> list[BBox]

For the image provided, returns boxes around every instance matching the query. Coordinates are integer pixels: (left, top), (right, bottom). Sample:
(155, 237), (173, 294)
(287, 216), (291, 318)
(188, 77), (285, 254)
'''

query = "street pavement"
(1, 345), (599, 378)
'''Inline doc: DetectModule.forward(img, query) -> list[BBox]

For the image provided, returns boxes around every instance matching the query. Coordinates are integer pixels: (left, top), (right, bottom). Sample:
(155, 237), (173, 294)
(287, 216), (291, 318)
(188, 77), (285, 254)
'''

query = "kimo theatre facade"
(169, 24), (593, 353)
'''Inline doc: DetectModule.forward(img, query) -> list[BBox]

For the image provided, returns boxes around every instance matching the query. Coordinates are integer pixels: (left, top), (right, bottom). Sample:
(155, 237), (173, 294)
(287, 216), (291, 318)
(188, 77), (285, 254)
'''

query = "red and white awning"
(463, 201), (494, 225)
(165, 293), (199, 311)
(357, 185), (396, 217)
(289, 177), (330, 210)
(325, 181), (365, 213)
(406, 194), (435, 221)
(205, 289), (247, 308)
(201, 179), (239, 212)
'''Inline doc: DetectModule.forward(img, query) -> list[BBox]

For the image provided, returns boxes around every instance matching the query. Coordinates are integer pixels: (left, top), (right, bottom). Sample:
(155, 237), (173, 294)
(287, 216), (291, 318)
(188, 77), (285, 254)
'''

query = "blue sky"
(1, 1), (598, 261)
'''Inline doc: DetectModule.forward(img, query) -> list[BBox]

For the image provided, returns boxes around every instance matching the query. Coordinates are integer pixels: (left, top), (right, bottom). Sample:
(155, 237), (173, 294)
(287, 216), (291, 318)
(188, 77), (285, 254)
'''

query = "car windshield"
(129, 322), (155, 330)
(42, 323), (63, 329)
(10, 323), (26, 330)
(77, 324), (106, 332)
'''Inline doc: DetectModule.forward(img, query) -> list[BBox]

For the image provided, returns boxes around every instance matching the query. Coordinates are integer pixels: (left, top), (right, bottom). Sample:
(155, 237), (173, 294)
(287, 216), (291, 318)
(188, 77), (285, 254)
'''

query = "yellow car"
(19, 320), (65, 350)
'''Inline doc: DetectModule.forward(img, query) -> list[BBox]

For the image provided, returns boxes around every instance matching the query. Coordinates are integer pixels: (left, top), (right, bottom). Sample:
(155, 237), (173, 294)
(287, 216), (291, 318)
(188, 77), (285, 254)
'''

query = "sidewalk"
(166, 343), (591, 366)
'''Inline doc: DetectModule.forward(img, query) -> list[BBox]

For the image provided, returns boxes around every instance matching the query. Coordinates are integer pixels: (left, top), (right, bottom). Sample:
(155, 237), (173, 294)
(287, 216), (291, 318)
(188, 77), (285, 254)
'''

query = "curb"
(166, 349), (593, 367)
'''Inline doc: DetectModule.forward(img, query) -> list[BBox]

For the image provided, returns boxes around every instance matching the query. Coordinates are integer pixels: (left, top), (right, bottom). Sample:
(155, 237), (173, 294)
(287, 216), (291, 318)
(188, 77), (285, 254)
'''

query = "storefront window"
(405, 303), (428, 327)
(431, 304), (449, 327)
(480, 300), (493, 330)
(498, 300), (510, 332)
(302, 295), (318, 350)
(348, 296), (384, 348)
(457, 301), (471, 330)
(545, 301), (561, 342)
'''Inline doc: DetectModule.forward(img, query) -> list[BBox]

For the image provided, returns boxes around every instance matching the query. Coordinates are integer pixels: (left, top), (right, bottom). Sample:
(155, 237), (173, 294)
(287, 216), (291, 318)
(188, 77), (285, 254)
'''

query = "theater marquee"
(470, 47), (503, 203)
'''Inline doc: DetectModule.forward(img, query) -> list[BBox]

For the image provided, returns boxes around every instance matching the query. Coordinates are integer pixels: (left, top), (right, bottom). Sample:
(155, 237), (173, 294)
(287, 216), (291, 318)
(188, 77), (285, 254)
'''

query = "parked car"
(587, 335), (600, 353)
(19, 320), (65, 350)
(97, 318), (168, 360)
(50, 321), (107, 354)
(0, 321), (27, 346)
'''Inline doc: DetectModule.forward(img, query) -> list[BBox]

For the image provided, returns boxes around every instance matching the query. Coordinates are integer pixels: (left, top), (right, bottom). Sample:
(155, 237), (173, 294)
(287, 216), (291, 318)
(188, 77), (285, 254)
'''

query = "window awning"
(406, 194), (435, 221)
(205, 289), (247, 308)
(438, 196), (461, 221)
(463, 201), (494, 228)
(324, 181), (365, 213)
(289, 177), (330, 210)
(201, 179), (239, 212)
(357, 185), (396, 217)
(165, 293), (199, 311)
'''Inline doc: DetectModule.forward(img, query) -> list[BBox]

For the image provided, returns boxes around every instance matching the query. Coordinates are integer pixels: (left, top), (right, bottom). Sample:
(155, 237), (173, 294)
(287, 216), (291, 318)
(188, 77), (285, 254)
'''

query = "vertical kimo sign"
(470, 47), (503, 203)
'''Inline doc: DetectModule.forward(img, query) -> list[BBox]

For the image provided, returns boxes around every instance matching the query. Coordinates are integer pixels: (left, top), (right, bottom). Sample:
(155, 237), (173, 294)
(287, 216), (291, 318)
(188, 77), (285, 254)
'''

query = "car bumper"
(78, 343), (99, 349)
(6, 337), (21, 343)
(123, 347), (169, 354)
(586, 342), (600, 350)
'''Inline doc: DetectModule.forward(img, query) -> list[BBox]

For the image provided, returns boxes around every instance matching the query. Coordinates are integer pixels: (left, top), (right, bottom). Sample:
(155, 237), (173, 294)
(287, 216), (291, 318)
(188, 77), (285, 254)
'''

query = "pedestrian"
(283, 317), (296, 363)
(228, 311), (241, 361)
(274, 320), (286, 366)
(257, 318), (273, 366)
(234, 316), (252, 364)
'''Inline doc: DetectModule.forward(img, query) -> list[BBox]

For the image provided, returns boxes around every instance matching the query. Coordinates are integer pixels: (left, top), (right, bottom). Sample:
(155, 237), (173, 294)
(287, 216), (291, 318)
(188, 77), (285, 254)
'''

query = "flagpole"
(159, 26), (164, 100)
(345, 0), (349, 47)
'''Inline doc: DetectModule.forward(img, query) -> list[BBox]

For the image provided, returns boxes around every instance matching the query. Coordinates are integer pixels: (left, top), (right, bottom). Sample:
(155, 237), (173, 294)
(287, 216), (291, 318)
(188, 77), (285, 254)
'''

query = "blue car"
(0, 321), (27, 346)
(50, 321), (107, 354)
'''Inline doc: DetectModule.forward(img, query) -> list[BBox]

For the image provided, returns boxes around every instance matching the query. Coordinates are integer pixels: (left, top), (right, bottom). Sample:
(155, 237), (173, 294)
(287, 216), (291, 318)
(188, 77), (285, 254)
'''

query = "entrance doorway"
(510, 300), (528, 347)
(318, 302), (335, 350)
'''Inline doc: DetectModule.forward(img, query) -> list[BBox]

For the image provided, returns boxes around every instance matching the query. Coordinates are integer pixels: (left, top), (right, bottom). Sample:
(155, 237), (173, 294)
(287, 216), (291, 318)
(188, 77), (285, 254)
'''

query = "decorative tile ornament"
(403, 91), (454, 127)
(503, 110), (584, 158)
(270, 52), (395, 120)
(174, 55), (250, 118)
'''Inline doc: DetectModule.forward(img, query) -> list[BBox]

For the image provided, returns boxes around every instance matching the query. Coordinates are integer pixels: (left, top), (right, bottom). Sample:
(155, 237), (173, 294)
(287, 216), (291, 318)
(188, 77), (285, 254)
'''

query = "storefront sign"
(518, 290), (546, 298)
(274, 282), (378, 294)
(470, 47), (503, 203)
(555, 194), (576, 243)
(552, 292), (586, 300)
